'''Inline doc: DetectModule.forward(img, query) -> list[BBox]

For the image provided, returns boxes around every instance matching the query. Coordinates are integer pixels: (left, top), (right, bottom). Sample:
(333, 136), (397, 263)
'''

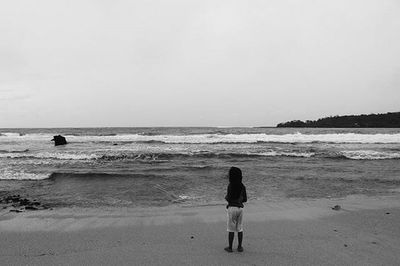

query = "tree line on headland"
(276, 112), (400, 128)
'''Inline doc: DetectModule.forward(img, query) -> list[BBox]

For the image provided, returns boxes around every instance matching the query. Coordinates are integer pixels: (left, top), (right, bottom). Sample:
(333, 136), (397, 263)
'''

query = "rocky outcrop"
(1, 195), (49, 212)
(51, 135), (67, 146)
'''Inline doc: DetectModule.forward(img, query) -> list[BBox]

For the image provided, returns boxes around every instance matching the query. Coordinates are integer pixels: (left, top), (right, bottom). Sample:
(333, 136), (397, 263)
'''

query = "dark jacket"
(225, 183), (247, 208)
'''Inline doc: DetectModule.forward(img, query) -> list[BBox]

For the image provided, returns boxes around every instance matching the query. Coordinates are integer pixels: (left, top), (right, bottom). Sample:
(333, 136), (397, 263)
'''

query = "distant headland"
(276, 112), (400, 128)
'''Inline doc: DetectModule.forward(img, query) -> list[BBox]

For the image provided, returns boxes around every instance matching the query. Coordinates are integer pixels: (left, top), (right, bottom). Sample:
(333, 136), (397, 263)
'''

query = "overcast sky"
(1, 0), (399, 127)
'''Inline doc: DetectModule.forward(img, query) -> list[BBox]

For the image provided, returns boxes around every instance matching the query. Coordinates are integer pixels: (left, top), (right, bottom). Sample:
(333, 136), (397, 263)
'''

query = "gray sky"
(1, 0), (399, 127)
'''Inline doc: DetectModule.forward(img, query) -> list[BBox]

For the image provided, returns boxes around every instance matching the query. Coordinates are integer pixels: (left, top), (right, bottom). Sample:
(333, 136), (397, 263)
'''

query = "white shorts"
(226, 207), (243, 232)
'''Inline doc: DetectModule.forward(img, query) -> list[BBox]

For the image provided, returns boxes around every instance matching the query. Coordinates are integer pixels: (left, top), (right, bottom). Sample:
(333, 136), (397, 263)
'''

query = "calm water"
(1, 127), (400, 208)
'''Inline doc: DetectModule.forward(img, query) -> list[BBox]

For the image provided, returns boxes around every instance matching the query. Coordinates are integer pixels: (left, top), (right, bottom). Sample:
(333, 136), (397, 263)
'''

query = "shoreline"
(1, 195), (400, 265)
(1, 194), (400, 231)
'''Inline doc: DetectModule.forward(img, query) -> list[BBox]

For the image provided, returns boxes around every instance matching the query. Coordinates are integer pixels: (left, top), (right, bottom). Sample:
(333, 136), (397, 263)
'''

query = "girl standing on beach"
(224, 167), (247, 253)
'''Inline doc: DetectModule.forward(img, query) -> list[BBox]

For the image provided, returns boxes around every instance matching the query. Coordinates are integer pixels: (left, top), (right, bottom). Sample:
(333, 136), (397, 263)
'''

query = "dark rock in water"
(2, 195), (21, 203)
(1, 194), (47, 211)
(20, 198), (31, 205)
(51, 135), (67, 146)
(25, 206), (38, 211)
(9, 209), (23, 213)
(332, 205), (341, 211)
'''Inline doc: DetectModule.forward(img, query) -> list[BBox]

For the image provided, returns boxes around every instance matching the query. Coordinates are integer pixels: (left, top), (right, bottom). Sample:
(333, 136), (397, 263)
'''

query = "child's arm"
(225, 185), (231, 202)
(242, 186), (247, 203)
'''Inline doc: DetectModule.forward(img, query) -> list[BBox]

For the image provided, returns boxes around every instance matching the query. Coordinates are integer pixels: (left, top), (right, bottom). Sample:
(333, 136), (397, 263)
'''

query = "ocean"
(1, 127), (400, 208)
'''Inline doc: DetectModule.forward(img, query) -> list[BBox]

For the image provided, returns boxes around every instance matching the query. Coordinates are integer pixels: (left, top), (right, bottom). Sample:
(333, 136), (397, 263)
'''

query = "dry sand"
(1, 195), (400, 266)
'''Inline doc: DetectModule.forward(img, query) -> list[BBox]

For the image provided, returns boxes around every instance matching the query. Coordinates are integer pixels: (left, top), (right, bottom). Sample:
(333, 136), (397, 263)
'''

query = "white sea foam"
(74, 133), (400, 144)
(341, 150), (400, 160)
(2, 132), (400, 144)
(0, 132), (23, 137)
(0, 132), (51, 140)
(254, 151), (316, 158)
(0, 170), (50, 180)
(0, 152), (97, 160)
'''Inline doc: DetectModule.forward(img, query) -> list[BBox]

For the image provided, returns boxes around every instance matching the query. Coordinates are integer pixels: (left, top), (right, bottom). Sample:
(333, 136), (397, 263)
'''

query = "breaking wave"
(95, 151), (400, 161)
(0, 149), (29, 153)
(47, 172), (162, 180)
(1, 150), (400, 161)
(0, 171), (163, 181)
(0, 170), (50, 180)
(340, 150), (400, 160)
(0, 152), (97, 160)
(0, 151), (316, 161)
(294, 176), (400, 185)
(1, 132), (400, 144)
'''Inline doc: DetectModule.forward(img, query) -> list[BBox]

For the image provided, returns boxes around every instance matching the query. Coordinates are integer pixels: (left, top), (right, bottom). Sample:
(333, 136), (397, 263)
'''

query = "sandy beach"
(2, 0), (400, 264)
(1, 195), (400, 266)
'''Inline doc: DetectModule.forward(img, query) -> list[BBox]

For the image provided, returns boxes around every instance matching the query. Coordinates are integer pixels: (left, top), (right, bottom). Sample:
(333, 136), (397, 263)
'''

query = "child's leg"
(226, 207), (235, 252)
(225, 232), (234, 252)
(237, 208), (244, 251)
(238, 231), (243, 248)
(228, 232), (234, 249)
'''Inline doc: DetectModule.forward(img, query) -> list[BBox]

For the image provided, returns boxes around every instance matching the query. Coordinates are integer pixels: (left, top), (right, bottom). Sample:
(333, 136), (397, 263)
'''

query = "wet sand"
(1, 195), (400, 266)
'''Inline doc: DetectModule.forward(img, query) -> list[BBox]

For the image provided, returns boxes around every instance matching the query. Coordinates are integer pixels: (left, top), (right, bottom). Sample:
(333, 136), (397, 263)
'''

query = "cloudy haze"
(1, 0), (399, 127)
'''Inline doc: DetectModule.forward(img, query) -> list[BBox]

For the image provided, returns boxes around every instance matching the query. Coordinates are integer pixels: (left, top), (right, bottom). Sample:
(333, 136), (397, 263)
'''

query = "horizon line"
(0, 125), (277, 129)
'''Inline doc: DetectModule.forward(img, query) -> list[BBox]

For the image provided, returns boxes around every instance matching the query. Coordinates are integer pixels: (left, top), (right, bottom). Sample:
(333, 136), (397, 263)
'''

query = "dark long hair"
(228, 167), (244, 199)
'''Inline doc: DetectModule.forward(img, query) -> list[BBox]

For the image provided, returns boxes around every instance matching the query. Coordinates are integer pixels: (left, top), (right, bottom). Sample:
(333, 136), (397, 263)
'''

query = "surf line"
(124, 182), (186, 203)
(152, 184), (185, 203)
